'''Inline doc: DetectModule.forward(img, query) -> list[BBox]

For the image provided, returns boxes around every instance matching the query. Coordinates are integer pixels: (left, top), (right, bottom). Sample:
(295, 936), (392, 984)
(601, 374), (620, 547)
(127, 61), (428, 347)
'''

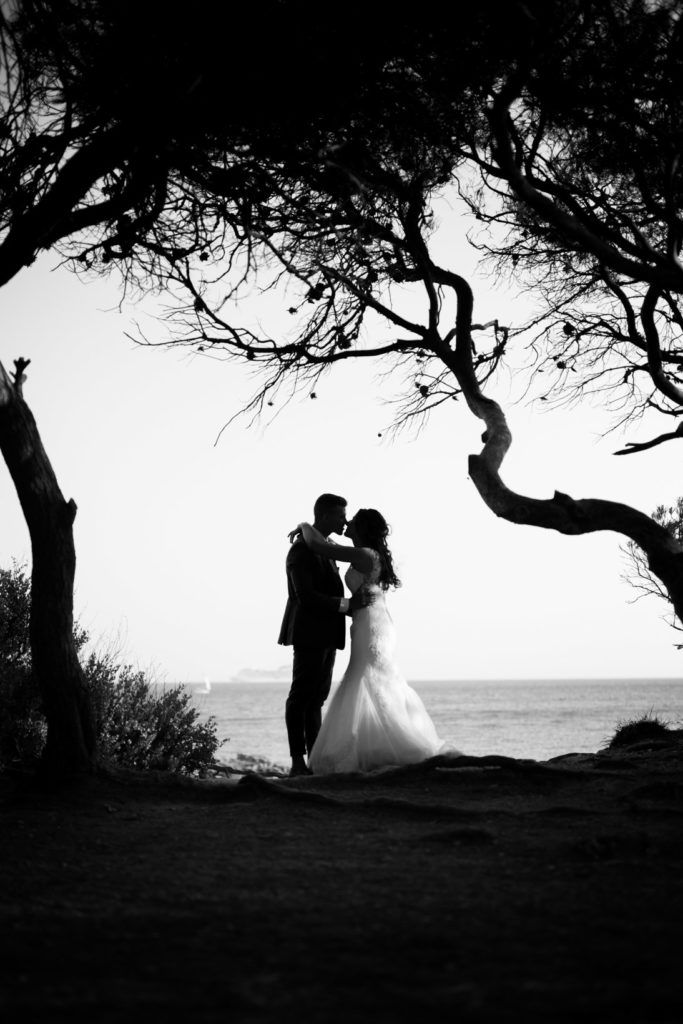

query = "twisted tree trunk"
(0, 359), (95, 775)
(432, 268), (683, 626)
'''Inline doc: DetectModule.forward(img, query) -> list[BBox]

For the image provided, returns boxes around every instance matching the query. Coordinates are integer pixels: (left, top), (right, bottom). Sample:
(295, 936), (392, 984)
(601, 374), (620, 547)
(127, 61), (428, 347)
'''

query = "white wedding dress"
(309, 549), (449, 775)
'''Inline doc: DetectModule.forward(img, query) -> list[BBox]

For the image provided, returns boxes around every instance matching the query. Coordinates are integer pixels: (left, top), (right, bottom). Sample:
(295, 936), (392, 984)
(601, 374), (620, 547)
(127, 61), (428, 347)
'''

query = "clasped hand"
(348, 587), (375, 613)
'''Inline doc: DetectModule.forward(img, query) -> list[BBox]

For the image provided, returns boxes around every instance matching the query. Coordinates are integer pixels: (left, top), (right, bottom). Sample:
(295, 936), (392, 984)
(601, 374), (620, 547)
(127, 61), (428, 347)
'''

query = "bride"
(293, 508), (449, 774)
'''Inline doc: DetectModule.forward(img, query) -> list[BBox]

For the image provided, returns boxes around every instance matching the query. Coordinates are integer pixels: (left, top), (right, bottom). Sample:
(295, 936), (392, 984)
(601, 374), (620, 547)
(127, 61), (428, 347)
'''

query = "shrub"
(0, 560), (87, 769)
(0, 559), (88, 667)
(0, 560), (32, 670)
(609, 713), (671, 749)
(84, 651), (222, 773)
(0, 562), (221, 774)
(0, 662), (46, 766)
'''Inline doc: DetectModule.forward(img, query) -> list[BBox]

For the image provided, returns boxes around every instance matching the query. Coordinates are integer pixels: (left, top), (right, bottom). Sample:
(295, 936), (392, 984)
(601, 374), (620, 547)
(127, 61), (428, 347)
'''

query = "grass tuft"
(609, 712), (670, 749)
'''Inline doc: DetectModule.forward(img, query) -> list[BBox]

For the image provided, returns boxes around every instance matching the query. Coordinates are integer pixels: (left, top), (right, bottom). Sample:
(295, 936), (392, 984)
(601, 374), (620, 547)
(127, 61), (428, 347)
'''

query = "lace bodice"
(344, 548), (382, 594)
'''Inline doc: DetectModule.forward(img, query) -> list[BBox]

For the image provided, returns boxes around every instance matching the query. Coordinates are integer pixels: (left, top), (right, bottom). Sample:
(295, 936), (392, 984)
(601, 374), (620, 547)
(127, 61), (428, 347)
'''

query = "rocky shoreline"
(1, 735), (682, 1022)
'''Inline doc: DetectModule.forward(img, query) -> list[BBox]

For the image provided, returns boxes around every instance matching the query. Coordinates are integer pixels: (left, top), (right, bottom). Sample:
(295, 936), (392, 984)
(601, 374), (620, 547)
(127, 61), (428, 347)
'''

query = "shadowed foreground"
(1, 741), (682, 1023)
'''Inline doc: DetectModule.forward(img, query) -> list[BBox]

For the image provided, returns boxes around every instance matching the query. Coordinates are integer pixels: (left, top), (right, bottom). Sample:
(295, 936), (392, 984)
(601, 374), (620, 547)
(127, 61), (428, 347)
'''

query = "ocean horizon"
(179, 676), (683, 768)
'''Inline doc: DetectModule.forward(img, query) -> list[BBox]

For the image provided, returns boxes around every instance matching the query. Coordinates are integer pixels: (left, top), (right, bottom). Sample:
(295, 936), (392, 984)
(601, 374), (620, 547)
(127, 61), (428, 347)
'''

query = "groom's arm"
(288, 545), (349, 614)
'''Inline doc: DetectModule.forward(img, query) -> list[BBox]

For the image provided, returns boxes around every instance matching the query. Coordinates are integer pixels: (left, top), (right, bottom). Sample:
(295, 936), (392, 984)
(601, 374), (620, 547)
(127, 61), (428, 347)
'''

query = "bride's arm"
(298, 523), (374, 574)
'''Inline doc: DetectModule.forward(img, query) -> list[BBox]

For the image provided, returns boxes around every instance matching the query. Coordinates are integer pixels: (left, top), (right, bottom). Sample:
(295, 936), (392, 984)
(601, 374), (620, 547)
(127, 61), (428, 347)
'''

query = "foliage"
(609, 713), (671, 749)
(2, 1), (682, 452)
(466, 0), (683, 433)
(0, 560), (31, 670)
(0, 0), (440, 289)
(0, 560), (86, 765)
(5, 2), (681, 470)
(136, 0), (683, 444)
(0, 0), (527, 423)
(0, 559), (89, 668)
(622, 499), (683, 643)
(84, 651), (221, 773)
(0, 661), (46, 765)
(0, 563), (220, 772)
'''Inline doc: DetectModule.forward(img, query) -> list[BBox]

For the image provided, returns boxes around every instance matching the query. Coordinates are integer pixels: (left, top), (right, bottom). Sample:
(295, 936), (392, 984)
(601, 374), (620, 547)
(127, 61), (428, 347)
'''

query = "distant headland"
(227, 666), (292, 683)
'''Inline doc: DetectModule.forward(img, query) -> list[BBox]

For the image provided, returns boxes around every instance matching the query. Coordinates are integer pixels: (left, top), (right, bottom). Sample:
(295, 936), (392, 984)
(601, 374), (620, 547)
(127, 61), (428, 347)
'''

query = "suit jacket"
(278, 539), (346, 650)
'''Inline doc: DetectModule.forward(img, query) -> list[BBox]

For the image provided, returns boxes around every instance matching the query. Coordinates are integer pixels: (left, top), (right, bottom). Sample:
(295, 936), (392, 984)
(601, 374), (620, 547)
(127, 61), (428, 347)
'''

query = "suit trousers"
(285, 646), (337, 758)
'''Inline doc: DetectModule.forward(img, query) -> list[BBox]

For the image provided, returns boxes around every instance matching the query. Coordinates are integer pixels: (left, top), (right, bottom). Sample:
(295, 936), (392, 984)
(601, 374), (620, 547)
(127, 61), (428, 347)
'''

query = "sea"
(181, 677), (683, 769)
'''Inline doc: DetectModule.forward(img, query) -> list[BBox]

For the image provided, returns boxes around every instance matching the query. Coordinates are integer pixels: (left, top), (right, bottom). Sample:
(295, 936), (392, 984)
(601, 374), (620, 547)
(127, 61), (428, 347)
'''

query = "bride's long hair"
(354, 509), (401, 591)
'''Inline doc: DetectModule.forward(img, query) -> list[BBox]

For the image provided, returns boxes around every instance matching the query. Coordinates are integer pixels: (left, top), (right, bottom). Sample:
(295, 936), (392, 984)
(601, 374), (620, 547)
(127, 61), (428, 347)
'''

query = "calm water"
(183, 677), (683, 769)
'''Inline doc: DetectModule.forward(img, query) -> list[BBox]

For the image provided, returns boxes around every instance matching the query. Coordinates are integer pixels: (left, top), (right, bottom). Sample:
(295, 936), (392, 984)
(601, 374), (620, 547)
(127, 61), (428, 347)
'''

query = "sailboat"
(197, 677), (211, 695)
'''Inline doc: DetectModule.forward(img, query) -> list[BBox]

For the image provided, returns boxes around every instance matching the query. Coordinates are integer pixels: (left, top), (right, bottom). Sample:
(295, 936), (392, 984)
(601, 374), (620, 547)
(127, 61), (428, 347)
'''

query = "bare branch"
(614, 422), (683, 456)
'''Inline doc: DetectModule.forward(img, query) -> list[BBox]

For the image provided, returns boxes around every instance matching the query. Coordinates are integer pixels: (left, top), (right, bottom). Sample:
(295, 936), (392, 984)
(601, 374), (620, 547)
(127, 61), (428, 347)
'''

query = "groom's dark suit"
(279, 539), (346, 758)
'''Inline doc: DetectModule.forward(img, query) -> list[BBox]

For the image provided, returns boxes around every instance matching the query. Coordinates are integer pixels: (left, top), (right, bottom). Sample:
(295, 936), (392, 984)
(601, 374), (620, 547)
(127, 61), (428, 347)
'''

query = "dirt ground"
(1, 740), (682, 1023)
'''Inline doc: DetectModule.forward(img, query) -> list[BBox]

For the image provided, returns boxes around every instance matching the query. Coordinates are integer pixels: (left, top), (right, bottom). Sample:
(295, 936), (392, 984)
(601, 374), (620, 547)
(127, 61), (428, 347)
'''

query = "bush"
(609, 713), (671, 749)
(84, 651), (222, 773)
(0, 662), (46, 766)
(0, 562), (221, 774)
(0, 561), (32, 671)
(0, 560), (89, 769)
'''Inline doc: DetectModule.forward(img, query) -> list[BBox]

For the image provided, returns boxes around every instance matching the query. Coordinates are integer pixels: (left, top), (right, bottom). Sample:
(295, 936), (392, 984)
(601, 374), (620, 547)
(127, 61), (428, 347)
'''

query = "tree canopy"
(132, 0), (683, 628)
(467, 0), (683, 437)
(104, 1), (683, 444)
(0, 0), (445, 285)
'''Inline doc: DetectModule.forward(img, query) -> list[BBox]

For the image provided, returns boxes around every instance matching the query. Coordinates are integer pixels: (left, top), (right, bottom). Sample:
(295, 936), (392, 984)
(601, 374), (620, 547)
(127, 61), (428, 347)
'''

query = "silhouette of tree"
(465, 0), (683, 442)
(146, 0), (683, 636)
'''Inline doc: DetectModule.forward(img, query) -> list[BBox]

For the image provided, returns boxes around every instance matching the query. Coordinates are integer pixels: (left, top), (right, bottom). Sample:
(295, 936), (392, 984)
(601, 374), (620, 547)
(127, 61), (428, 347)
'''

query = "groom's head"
(313, 493), (347, 537)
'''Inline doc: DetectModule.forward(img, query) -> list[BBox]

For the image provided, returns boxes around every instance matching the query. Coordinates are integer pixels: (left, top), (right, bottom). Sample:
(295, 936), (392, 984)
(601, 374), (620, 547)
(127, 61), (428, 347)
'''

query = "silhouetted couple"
(278, 493), (448, 777)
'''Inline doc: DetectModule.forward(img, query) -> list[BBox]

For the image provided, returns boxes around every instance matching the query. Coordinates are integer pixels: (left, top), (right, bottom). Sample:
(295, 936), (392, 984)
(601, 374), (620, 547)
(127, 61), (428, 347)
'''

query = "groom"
(278, 492), (361, 777)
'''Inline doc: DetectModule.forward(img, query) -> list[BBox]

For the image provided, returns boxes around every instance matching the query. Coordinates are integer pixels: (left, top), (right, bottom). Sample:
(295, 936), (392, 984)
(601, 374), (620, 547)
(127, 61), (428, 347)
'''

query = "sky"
(1, 213), (682, 684)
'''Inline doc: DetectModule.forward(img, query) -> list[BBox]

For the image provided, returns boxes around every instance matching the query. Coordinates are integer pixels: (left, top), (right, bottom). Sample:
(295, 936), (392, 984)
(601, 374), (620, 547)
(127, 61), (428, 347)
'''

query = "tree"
(464, 0), (683, 439)
(0, 358), (96, 771)
(140, 0), (683, 633)
(456, 0), (683, 628)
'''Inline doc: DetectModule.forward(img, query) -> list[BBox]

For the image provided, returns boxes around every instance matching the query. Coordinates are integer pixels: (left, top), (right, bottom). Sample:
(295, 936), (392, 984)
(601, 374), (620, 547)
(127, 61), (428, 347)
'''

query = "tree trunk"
(432, 269), (683, 627)
(466, 451), (683, 624)
(0, 360), (95, 775)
